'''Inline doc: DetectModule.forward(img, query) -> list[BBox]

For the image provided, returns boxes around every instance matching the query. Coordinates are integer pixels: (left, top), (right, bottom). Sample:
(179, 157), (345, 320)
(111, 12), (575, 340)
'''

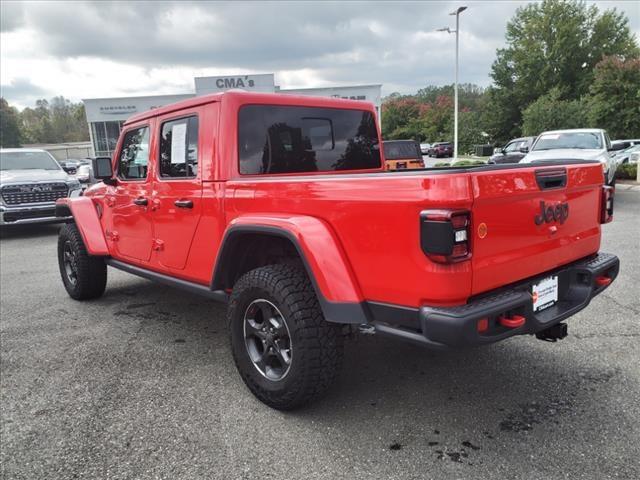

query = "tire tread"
(227, 263), (343, 410)
(58, 223), (107, 300)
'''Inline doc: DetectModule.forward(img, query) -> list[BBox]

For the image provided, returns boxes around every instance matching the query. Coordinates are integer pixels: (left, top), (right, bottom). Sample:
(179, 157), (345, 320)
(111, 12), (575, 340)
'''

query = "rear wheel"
(227, 263), (343, 410)
(58, 223), (107, 300)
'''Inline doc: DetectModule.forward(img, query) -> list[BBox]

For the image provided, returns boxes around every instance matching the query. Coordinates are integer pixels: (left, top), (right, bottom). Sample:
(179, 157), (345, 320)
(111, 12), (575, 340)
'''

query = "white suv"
(520, 129), (617, 186)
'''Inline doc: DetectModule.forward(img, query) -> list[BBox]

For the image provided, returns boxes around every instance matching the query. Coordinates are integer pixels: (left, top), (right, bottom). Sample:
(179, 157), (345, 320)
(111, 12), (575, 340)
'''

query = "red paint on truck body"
(68, 91), (606, 312)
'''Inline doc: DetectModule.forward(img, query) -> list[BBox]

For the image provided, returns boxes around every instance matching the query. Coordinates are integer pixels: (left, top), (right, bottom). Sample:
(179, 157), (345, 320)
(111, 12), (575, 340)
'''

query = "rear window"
(383, 142), (421, 160)
(238, 105), (381, 174)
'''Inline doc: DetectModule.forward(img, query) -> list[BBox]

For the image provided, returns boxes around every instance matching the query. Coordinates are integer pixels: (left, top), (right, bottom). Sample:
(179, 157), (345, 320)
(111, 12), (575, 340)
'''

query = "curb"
(616, 183), (640, 191)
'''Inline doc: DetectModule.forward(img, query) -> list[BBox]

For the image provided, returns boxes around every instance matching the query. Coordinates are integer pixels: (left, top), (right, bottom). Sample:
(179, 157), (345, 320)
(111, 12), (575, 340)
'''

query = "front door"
(110, 125), (154, 262)
(151, 114), (203, 270)
(504, 140), (525, 163)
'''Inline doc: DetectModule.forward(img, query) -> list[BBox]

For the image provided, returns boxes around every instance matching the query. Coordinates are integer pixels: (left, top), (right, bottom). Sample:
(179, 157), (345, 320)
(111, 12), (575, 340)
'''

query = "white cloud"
(1, 0), (638, 109)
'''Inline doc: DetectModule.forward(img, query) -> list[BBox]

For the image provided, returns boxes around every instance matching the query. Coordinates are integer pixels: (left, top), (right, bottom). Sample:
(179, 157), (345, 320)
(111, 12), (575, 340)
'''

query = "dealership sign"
(194, 74), (276, 95)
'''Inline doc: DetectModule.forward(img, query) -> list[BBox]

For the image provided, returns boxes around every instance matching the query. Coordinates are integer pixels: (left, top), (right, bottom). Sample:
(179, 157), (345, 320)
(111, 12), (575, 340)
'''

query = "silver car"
(0, 148), (83, 225)
(520, 129), (617, 186)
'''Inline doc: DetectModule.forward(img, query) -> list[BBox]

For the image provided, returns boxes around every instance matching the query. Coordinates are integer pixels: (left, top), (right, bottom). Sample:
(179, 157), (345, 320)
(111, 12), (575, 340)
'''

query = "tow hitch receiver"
(536, 323), (568, 342)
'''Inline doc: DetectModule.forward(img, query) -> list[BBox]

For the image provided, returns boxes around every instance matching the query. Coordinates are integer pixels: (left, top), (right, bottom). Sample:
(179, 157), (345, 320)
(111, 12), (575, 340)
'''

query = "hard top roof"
(125, 90), (375, 126)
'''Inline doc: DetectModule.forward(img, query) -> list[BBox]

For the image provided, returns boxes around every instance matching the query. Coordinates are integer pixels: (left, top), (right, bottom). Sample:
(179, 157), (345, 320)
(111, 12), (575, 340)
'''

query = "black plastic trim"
(106, 259), (229, 302)
(363, 252), (619, 349)
(367, 301), (419, 329)
(211, 225), (368, 325)
(230, 159), (602, 182)
(55, 204), (72, 217)
(535, 167), (567, 190)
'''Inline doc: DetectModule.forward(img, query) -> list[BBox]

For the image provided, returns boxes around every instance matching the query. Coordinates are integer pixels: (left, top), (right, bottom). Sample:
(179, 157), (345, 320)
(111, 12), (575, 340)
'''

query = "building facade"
(83, 74), (381, 157)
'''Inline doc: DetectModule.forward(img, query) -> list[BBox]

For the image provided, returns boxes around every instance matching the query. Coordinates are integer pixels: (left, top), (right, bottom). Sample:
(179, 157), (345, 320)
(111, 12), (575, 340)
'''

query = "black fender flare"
(211, 225), (368, 325)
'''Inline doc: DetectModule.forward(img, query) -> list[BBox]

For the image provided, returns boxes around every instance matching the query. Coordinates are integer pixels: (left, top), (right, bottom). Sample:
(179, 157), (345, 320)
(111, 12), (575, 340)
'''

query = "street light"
(438, 6), (467, 159)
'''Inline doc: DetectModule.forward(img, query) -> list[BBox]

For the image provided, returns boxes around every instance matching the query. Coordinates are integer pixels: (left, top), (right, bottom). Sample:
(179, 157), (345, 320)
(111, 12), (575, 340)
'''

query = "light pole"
(438, 6), (467, 159)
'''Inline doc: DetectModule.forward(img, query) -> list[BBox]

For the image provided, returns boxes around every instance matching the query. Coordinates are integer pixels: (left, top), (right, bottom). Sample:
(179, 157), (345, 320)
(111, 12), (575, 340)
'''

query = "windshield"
(383, 142), (421, 160)
(0, 151), (61, 171)
(533, 132), (603, 151)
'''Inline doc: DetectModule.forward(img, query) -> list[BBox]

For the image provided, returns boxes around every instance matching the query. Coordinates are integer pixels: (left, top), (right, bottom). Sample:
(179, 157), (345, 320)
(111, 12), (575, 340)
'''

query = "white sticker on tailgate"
(532, 276), (558, 312)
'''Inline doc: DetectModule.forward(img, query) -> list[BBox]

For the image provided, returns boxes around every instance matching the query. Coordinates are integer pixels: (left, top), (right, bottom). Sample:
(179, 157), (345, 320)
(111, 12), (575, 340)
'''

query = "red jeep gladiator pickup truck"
(56, 91), (619, 410)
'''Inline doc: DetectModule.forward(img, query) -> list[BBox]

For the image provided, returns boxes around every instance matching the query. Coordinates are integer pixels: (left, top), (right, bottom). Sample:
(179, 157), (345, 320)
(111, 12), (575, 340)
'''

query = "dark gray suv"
(489, 137), (535, 164)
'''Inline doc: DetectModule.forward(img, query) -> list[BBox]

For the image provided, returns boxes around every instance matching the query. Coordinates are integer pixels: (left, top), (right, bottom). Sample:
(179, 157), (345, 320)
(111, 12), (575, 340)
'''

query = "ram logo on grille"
(19, 185), (53, 193)
(2, 183), (68, 205)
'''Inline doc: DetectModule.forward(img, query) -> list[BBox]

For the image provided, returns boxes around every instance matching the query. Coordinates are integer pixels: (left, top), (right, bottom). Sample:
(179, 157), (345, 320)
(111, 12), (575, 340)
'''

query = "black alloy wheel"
(243, 299), (292, 381)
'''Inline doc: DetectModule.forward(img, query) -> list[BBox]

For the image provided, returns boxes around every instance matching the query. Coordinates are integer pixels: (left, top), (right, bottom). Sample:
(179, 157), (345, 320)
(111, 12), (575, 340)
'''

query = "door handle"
(133, 197), (148, 206)
(174, 199), (193, 209)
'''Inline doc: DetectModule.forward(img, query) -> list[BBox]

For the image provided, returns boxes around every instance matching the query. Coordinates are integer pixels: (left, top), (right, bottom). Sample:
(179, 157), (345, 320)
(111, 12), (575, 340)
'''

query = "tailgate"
(470, 163), (603, 295)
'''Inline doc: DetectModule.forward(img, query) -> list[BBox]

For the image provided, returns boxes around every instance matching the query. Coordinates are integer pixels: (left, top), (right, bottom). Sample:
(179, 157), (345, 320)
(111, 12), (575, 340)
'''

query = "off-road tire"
(58, 223), (107, 300)
(227, 263), (344, 410)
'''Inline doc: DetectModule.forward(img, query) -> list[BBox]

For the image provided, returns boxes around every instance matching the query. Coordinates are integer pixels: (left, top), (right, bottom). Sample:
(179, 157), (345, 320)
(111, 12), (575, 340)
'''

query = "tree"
(0, 98), (22, 147)
(458, 110), (486, 155)
(381, 85), (485, 145)
(587, 56), (640, 138)
(488, 0), (639, 142)
(522, 88), (588, 136)
(19, 97), (89, 144)
(380, 96), (421, 138)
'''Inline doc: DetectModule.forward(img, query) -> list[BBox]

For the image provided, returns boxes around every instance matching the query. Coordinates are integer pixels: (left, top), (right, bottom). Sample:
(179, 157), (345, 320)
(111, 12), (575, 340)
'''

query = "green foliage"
(384, 2), (638, 147)
(0, 98), (22, 147)
(488, 0), (639, 140)
(381, 84), (486, 154)
(587, 56), (640, 139)
(522, 88), (588, 135)
(616, 162), (637, 180)
(457, 110), (486, 156)
(452, 159), (486, 166)
(19, 97), (89, 144)
(433, 162), (451, 167)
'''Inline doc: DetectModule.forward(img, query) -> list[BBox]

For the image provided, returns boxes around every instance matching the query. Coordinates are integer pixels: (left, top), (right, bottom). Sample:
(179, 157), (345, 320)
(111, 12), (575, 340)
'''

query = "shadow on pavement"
(0, 223), (62, 240)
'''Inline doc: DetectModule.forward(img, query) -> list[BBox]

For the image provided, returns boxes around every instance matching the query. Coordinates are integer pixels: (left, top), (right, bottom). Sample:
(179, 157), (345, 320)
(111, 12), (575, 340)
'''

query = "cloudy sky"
(1, 0), (638, 109)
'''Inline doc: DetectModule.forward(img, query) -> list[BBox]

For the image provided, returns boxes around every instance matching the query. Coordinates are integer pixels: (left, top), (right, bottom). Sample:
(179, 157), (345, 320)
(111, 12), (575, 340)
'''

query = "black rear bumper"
(369, 252), (619, 349)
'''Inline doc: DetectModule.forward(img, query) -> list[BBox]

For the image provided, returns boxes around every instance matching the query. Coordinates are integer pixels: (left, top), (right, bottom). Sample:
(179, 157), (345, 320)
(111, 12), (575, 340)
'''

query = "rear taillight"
(600, 185), (614, 224)
(420, 209), (471, 263)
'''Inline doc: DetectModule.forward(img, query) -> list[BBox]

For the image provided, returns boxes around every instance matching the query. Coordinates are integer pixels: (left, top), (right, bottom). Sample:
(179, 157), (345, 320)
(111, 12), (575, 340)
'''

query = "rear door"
(151, 109), (205, 270)
(110, 124), (154, 262)
(469, 163), (603, 295)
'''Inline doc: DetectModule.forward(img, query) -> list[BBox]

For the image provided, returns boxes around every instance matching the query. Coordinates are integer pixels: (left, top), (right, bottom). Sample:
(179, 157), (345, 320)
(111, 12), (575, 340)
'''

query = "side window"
(604, 133), (611, 150)
(117, 127), (150, 180)
(159, 116), (199, 178)
(504, 141), (520, 153)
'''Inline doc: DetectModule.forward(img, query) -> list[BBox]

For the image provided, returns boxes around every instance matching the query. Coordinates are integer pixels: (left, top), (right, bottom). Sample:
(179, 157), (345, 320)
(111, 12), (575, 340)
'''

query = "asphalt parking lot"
(1, 190), (639, 480)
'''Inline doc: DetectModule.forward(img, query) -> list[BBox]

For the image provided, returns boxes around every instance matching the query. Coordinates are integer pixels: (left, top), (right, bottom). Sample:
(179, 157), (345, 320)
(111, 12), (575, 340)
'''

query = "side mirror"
(519, 146), (529, 153)
(92, 157), (116, 185)
(60, 163), (77, 174)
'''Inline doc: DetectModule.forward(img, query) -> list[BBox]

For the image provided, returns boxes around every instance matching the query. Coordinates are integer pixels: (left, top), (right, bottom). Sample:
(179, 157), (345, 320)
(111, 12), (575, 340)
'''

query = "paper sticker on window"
(171, 123), (187, 164)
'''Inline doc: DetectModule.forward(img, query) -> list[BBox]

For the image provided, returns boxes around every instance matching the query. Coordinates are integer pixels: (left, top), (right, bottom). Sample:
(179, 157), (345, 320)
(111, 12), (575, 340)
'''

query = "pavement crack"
(600, 293), (640, 315)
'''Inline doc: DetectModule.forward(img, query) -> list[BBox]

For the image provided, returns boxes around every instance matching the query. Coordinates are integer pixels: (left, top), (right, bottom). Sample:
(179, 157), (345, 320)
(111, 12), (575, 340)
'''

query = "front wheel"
(58, 223), (107, 300)
(227, 264), (344, 410)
